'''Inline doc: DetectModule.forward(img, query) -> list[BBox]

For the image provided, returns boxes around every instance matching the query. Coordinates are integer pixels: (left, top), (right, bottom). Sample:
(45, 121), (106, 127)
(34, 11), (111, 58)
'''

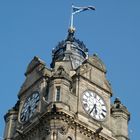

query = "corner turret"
(3, 101), (19, 140)
(111, 98), (130, 140)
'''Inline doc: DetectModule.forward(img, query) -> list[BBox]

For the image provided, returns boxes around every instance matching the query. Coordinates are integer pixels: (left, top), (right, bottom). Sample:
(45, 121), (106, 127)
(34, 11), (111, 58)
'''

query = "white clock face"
(20, 92), (40, 122)
(82, 90), (107, 121)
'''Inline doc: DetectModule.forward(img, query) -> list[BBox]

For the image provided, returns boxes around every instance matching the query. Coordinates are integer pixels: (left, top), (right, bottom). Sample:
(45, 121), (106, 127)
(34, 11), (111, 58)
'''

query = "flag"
(70, 5), (96, 29)
(72, 5), (96, 15)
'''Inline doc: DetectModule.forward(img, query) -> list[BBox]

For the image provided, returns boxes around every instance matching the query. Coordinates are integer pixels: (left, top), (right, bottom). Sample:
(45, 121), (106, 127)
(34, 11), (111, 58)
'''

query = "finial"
(114, 97), (121, 104)
(67, 27), (75, 41)
(93, 53), (98, 57)
(68, 27), (75, 33)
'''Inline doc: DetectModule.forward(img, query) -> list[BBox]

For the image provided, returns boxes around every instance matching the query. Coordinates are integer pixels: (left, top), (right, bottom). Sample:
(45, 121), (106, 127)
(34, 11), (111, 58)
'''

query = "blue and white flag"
(70, 5), (96, 29)
(72, 5), (96, 15)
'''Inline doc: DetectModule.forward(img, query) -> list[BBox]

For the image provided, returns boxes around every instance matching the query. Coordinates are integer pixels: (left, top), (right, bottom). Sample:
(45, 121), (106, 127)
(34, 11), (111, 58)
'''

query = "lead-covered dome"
(51, 28), (88, 69)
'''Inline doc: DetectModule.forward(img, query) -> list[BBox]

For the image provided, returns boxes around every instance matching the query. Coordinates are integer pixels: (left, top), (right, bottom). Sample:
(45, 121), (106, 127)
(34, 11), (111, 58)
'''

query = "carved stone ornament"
(39, 126), (51, 136)
(14, 111), (110, 140)
(52, 66), (72, 82)
(58, 124), (69, 135)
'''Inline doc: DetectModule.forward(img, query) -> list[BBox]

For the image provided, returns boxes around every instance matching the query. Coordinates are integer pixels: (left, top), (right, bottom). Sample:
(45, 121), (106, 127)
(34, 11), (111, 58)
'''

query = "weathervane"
(69, 4), (96, 32)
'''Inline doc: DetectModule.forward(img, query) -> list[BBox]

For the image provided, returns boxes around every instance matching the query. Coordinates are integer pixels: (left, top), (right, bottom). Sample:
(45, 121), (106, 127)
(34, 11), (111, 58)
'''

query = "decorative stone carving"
(39, 126), (51, 136)
(51, 66), (72, 83)
(58, 124), (69, 135)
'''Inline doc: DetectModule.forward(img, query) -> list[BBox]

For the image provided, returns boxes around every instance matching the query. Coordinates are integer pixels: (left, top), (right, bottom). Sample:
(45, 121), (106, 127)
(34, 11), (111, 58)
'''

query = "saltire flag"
(72, 5), (96, 15)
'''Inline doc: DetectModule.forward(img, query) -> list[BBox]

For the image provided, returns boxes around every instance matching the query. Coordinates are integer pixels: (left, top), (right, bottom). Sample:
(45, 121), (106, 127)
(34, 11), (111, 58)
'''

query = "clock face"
(82, 90), (107, 121)
(20, 92), (40, 122)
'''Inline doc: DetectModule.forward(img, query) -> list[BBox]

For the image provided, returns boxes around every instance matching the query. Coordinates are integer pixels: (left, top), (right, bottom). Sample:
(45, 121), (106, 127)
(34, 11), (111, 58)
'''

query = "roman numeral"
(83, 98), (87, 102)
(83, 103), (88, 108)
(101, 113), (105, 118)
(102, 109), (107, 112)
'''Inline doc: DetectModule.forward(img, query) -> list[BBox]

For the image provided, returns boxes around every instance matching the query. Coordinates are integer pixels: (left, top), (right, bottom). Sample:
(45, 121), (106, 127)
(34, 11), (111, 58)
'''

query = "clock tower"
(3, 28), (130, 140)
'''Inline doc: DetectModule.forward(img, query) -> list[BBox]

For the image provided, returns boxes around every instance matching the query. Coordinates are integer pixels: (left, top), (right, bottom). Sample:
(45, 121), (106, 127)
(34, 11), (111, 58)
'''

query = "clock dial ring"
(82, 90), (107, 121)
(20, 91), (40, 123)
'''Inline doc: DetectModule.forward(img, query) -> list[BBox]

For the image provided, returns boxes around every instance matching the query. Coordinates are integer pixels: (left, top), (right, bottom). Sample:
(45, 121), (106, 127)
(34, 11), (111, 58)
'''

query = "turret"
(45, 65), (73, 112)
(3, 101), (19, 140)
(111, 98), (130, 140)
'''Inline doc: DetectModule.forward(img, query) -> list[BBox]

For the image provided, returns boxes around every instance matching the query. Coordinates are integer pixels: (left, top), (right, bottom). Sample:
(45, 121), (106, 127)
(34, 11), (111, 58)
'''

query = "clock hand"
(26, 106), (31, 120)
(94, 104), (98, 114)
(28, 106), (31, 113)
(89, 104), (96, 114)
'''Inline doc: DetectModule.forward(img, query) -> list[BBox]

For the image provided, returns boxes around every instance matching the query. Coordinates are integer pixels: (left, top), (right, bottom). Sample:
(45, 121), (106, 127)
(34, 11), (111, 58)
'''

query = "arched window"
(67, 136), (72, 140)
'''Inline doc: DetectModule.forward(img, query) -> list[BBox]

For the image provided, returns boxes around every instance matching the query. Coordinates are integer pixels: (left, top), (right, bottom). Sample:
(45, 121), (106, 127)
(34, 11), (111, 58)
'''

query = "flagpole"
(70, 4), (75, 31)
(70, 13), (74, 29)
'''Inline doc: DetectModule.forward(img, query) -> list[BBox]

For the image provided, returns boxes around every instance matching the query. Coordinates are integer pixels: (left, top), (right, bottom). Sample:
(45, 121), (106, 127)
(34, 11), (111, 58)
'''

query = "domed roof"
(51, 28), (88, 69)
(52, 29), (88, 55)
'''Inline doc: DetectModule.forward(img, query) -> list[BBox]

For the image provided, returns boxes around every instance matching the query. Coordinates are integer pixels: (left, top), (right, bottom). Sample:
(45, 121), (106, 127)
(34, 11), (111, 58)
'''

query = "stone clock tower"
(3, 28), (130, 140)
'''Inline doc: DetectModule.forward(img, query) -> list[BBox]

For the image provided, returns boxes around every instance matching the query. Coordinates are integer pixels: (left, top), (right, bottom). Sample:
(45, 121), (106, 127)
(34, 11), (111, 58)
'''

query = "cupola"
(51, 28), (88, 70)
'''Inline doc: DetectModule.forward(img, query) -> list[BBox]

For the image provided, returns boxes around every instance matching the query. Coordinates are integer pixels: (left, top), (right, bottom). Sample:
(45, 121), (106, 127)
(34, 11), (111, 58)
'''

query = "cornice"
(14, 109), (116, 140)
